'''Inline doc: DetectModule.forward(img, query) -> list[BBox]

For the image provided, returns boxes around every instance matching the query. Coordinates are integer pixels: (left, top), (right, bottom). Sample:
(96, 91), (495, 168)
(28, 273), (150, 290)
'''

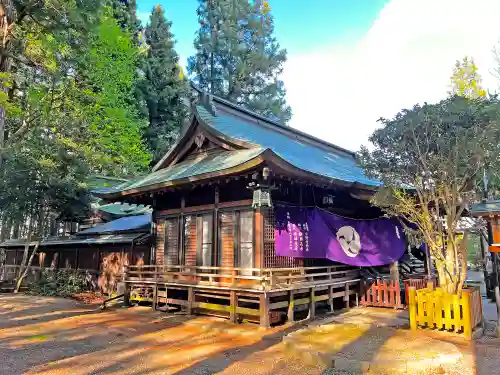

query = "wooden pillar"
(152, 284), (158, 311)
(230, 291), (237, 323)
(164, 285), (169, 312)
(308, 287), (316, 320)
(287, 290), (294, 322)
(328, 285), (334, 313)
(123, 283), (130, 306)
(213, 187), (219, 267)
(187, 286), (194, 315)
(259, 293), (270, 329)
(254, 209), (264, 269)
(390, 261), (400, 282)
(344, 283), (350, 308)
(122, 265), (130, 306)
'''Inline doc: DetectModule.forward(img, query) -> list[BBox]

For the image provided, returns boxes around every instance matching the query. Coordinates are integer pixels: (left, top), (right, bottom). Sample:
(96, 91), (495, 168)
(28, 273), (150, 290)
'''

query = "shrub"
(27, 269), (93, 297)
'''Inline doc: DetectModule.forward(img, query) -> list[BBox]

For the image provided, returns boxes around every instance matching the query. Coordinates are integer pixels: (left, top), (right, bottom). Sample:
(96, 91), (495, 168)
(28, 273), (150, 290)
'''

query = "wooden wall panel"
(184, 215), (197, 266)
(164, 218), (179, 266)
(5, 250), (17, 265)
(59, 250), (77, 269)
(78, 248), (99, 270)
(219, 212), (235, 267)
(155, 219), (165, 265)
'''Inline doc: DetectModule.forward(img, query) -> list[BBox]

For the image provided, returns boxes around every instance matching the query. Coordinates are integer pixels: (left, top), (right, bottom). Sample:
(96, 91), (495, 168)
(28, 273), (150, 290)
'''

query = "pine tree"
(139, 5), (187, 164)
(188, 0), (291, 123)
(107, 0), (141, 35)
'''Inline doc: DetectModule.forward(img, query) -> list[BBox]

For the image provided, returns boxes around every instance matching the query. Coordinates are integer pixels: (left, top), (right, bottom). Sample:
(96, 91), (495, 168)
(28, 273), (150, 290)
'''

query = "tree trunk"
(0, 248), (6, 281)
(17, 234), (30, 279)
(434, 247), (463, 294)
(480, 230), (491, 297)
(16, 212), (33, 279)
(0, 2), (14, 172)
(14, 241), (39, 293)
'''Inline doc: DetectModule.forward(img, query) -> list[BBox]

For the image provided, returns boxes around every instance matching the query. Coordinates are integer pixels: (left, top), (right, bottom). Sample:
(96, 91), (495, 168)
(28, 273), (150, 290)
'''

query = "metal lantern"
(252, 188), (271, 208)
(249, 167), (274, 208)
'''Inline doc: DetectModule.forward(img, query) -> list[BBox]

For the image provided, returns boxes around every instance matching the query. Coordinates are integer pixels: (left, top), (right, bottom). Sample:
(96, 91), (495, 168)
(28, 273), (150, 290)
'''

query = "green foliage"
(358, 95), (500, 293)
(27, 269), (93, 297)
(0, 2), (150, 233)
(188, 0), (291, 123)
(139, 5), (188, 164)
(77, 13), (151, 174)
(106, 0), (141, 35)
(450, 57), (486, 99)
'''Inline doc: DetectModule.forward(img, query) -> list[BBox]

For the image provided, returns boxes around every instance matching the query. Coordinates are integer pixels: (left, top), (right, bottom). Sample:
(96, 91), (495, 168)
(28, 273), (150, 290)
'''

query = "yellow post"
(462, 289), (472, 340)
(443, 293), (451, 330)
(427, 289), (435, 328)
(434, 289), (443, 329)
(417, 289), (426, 327)
(408, 287), (417, 331)
(453, 293), (461, 333)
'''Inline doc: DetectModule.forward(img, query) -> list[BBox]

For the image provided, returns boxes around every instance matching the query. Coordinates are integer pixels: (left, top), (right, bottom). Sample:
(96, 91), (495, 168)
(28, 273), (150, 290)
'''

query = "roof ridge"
(190, 82), (356, 157)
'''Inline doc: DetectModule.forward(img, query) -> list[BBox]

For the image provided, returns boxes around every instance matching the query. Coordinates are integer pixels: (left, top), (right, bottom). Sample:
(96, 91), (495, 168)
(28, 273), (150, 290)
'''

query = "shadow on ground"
(1, 294), (498, 375)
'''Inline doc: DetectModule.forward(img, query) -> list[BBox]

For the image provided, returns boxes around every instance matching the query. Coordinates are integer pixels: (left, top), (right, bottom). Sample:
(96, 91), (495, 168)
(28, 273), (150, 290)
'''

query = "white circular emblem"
(336, 226), (361, 258)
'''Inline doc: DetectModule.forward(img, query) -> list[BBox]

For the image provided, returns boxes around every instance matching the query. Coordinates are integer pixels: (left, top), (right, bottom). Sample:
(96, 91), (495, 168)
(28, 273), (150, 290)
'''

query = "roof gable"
(194, 98), (379, 187)
(95, 88), (380, 199)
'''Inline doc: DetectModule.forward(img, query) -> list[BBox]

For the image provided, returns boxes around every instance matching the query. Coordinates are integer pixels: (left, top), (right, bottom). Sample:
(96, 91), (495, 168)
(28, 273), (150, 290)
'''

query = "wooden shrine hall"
(96, 87), (388, 327)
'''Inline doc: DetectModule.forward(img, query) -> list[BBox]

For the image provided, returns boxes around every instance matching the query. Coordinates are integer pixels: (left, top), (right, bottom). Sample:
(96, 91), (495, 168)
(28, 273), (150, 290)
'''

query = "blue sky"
(136, 0), (500, 151)
(136, 0), (389, 67)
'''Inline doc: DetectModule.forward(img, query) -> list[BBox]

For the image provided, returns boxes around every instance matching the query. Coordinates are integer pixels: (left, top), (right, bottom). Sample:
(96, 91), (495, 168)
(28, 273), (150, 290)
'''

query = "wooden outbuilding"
(0, 214), (151, 293)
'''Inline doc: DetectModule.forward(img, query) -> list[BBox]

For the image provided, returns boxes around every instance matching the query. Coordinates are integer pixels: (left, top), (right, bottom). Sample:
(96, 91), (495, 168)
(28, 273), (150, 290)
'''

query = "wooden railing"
(125, 264), (360, 292)
(360, 279), (404, 309)
(403, 277), (437, 304)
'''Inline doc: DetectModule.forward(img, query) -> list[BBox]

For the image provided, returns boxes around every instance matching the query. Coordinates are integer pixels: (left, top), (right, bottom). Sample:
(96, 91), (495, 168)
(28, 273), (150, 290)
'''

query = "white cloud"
(283, 0), (500, 152)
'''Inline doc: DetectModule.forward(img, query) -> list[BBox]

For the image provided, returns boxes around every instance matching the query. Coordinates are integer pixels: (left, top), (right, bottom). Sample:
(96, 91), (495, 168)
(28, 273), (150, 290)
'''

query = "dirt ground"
(1, 294), (500, 375)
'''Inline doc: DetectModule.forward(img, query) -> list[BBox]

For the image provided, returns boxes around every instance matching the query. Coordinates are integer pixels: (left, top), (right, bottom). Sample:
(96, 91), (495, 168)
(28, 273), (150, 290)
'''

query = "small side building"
(0, 214), (151, 293)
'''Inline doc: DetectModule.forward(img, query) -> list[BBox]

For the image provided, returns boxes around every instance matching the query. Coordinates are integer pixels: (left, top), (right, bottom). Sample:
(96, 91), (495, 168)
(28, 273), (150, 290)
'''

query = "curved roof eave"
(95, 148), (378, 201)
(260, 149), (379, 192)
(94, 151), (269, 200)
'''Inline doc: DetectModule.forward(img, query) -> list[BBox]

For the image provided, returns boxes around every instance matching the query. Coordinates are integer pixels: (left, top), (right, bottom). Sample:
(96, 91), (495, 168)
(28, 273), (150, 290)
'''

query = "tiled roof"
(470, 200), (500, 216)
(196, 102), (380, 187)
(76, 214), (151, 235)
(101, 148), (265, 195)
(0, 233), (147, 248)
(97, 203), (152, 217)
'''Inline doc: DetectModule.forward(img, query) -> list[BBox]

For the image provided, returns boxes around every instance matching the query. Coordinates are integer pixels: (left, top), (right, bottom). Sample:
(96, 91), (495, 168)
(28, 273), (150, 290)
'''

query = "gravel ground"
(1, 294), (500, 375)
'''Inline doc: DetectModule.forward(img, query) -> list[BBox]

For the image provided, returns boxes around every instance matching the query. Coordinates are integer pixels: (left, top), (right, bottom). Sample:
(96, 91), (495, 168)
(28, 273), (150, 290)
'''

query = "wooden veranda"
(123, 264), (360, 327)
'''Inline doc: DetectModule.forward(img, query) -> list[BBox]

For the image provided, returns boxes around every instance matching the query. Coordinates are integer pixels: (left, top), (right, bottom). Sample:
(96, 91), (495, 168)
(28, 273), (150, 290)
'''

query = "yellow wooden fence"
(408, 285), (483, 340)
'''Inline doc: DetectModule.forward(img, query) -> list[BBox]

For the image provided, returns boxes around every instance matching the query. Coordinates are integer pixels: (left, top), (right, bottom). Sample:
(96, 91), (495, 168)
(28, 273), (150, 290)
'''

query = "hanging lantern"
(252, 189), (271, 208)
(248, 167), (274, 208)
